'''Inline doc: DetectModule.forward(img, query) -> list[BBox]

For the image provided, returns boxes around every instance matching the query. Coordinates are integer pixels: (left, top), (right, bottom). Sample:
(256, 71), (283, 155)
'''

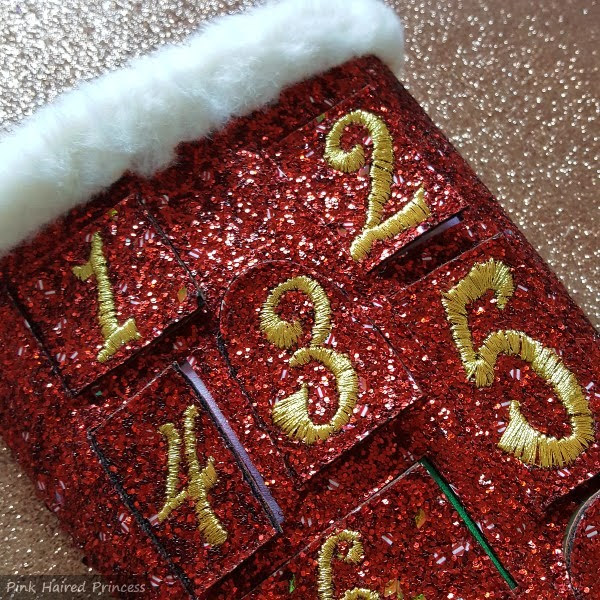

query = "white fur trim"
(0, 0), (403, 255)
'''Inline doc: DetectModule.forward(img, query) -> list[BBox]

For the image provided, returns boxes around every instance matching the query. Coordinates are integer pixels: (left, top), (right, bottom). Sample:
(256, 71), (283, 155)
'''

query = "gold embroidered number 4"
(157, 404), (227, 546)
(442, 258), (594, 468)
(72, 231), (141, 363)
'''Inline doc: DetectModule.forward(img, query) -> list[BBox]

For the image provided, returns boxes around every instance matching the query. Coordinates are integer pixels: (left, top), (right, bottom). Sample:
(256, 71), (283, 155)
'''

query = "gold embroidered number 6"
(260, 275), (358, 445)
(325, 109), (430, 261)
(317, 530), (379, 599)
(442, 258), (594, 468)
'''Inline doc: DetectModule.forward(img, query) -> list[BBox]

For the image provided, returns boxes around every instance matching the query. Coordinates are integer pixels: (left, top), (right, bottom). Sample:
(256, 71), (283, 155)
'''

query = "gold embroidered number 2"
(260, 275), (359, 445)
(73, 231), (141, 363)
(442, 258), (594, 468)
(325, 109), (430, 261)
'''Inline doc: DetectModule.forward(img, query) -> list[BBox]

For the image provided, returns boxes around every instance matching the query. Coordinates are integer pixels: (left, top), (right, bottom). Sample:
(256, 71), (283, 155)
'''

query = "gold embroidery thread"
(317, 530), (379, 600)
(442, 258), (594, 468)
(157, 404), (227, 545)
(260, 275), (331, 349)
(273, 346), (358, 445)
(260, 275), (359, 445)
(324, 109), (430, 261)
(73, 231), (141, 362)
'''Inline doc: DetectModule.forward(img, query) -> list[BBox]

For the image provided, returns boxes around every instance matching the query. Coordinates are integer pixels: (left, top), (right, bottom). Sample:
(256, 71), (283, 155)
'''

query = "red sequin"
(0, 56), (597, 599)
(90, 366), (277, 598)
(220, 260), (420, 482)
(567, 491), (600, 597)
(7, 194), (200, 393)
(245, 463), (509, 599)
(272, 85), (467, 271)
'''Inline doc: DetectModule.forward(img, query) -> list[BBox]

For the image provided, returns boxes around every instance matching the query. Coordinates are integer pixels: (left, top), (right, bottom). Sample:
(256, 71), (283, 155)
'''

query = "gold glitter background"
(0, 0), (597, 578)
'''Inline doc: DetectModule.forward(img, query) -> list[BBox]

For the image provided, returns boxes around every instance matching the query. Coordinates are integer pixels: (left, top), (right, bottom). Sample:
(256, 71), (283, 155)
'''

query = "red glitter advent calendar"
(0, 55), (598, 599)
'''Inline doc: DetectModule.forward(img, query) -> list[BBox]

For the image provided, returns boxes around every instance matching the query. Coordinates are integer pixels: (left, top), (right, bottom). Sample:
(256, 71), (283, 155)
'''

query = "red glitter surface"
(272, 85), (467, 271)
(374, 218), (477, 288)
(184, 343), (292, 510)
(7, 194), (200, 393)
(566, 491), (600, 598)
(79, 309), (216, 426)
(217, 56), (383, 154)
(368, 233), (598, 596)
(378, 233), (599, 508)
(90, 366), (277, 598)
(244, 463), (509, 600)
(184, 341), (422, 599)
(0, 290), (70, 485)
(0, 55), (596, 599)
(141, 150), (275, 309)
(142, 150), (357, 315)
(219, 260), (421, 482)
(0, 290), (189, 598)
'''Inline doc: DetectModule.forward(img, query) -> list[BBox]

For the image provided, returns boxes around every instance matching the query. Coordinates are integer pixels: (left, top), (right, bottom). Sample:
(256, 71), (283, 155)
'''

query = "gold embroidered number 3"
(260, 275), (359, 445)
(442, 258), (594, 468)
(73, 231), (141, 363)
(325, 109), (430, 261)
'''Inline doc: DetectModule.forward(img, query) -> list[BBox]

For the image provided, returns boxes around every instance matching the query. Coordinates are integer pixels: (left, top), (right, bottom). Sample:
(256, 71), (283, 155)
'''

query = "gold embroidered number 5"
(442, 258), (594, 468)
(260, 275), (358, 445)
(73, 231), (141, 363)
(325, 109), (430, 261)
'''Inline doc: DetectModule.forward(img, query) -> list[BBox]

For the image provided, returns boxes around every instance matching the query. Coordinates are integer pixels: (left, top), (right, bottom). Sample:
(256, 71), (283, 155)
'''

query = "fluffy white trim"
(0, 0), (403, 255)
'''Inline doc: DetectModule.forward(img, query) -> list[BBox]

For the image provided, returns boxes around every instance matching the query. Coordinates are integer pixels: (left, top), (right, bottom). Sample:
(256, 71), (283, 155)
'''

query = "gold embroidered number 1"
(73, 231), (141, 363)
(442, 258), (594, 468)
(325, 109), (430, 261)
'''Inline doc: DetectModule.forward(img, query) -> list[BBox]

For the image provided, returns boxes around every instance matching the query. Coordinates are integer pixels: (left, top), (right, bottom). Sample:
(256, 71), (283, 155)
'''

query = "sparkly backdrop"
(0, 0), (598, 578)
